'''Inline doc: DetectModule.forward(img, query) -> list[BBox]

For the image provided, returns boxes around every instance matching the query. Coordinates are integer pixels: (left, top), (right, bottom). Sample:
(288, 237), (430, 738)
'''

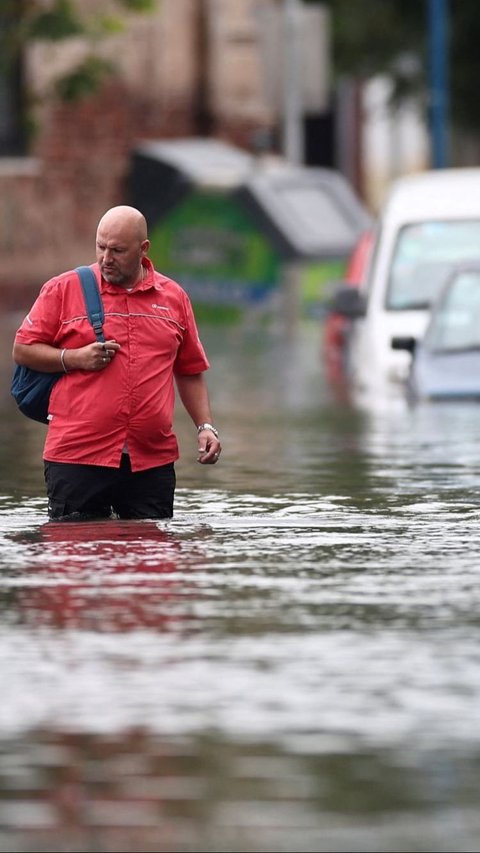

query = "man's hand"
(197, 428), (222, 464)
(65, 340), (121, 372)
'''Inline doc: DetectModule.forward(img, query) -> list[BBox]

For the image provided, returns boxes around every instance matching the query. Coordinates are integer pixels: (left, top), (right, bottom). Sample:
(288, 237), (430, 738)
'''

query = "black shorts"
(44, 455), (176, 521)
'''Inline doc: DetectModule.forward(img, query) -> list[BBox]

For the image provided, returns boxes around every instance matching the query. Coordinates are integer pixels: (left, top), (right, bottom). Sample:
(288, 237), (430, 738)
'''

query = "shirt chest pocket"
(134, 312), (184, 357)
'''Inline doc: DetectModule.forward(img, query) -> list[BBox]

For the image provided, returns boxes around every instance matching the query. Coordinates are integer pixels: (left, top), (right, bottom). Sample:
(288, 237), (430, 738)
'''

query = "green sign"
(148, 191), (280, 307)
(148, 189), (348, 321)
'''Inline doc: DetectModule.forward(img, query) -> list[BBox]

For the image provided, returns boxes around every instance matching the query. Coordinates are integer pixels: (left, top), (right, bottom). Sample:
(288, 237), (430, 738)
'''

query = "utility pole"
(428, 0), (449, 167)
(283, 0), (304, 165)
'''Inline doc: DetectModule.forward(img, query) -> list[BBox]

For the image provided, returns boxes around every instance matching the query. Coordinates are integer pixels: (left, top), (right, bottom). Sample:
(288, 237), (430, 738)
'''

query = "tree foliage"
(0, 0), (157, 101)
(307, 0), (480, 132)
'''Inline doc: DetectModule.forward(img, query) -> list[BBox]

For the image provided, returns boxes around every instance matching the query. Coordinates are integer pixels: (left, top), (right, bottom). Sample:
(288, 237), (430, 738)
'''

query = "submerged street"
(1, 314), (480, 852)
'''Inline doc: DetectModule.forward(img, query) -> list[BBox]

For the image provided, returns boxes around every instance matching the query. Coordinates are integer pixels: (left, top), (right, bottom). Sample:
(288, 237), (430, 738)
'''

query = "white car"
(330, 168), (480, 394)
(393, 262), (480, 400)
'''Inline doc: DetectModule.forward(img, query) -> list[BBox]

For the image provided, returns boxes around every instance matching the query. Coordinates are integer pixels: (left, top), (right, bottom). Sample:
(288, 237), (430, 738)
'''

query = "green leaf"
(28, 0), (85, 41)
(55, 55), (115, 101)
(114, 0), (157, 13)
(96, 16), (126, 36)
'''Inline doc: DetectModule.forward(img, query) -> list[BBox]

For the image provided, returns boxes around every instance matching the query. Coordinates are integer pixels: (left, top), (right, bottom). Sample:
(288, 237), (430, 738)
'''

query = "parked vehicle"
(323, 230), (373, 384)
(327, 168), (480, 392)
(393, 262), (480, 400)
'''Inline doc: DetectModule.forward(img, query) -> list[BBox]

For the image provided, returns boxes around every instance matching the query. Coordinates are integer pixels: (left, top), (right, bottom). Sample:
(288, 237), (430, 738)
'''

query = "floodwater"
(2, 311), (480, 852)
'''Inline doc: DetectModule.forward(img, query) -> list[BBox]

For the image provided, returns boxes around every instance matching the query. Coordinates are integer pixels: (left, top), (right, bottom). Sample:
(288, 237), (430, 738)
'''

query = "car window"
(386, 221), (480, 310)
(425, 271), (480, 351)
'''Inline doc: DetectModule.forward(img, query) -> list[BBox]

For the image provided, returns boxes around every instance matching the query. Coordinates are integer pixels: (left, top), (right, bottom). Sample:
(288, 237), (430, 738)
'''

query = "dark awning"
(129, 138), (371, 261)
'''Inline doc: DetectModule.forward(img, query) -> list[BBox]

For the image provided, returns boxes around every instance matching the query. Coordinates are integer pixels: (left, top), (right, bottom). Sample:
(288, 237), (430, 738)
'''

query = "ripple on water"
(1, 491), (480, 756)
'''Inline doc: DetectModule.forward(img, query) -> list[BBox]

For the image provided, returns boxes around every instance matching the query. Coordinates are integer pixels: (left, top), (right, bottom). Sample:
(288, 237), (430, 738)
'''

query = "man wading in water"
(13, 205), (222, 520)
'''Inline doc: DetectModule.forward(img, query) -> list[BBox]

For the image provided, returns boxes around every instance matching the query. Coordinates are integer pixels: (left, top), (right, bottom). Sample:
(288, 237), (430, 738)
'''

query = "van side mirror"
(327, 283), (366, 319)
(391, 336), (416, 354)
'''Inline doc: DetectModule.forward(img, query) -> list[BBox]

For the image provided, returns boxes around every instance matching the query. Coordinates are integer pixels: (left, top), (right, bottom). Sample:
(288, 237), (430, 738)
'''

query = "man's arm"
(13, 342), (68, 372)
(175, 372), (221, 465)
(12, 341), (120, 373)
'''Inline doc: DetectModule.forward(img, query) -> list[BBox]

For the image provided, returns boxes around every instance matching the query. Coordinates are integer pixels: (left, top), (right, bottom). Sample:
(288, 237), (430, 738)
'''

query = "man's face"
(96, 224), (148, 288)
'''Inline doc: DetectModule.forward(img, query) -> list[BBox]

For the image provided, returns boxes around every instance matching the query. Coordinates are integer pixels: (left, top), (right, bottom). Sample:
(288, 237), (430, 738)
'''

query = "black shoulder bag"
(11, 266), (105, 424)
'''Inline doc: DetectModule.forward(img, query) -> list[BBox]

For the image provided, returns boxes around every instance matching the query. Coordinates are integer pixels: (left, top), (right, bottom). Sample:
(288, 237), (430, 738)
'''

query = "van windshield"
(387, 221), (480, 310)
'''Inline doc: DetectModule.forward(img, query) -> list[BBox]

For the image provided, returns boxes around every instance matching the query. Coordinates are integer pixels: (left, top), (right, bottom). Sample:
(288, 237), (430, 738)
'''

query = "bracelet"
(197, 422), (219, 438)
(60, 348), (69, 374)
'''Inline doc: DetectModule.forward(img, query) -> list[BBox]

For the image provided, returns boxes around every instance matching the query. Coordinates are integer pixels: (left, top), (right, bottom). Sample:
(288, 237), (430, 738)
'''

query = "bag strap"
(75, 265), (105, 343)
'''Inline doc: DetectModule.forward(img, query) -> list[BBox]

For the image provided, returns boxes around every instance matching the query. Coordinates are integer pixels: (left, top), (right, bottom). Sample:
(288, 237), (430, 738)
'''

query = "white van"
(331, 168), (480, 393)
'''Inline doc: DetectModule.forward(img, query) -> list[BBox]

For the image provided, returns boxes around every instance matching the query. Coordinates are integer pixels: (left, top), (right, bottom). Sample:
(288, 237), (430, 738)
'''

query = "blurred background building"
(0, 0), (464, 305)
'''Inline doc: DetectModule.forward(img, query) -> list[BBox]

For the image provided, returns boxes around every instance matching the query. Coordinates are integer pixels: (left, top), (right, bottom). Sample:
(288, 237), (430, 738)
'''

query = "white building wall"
(362, 76), (429, 212)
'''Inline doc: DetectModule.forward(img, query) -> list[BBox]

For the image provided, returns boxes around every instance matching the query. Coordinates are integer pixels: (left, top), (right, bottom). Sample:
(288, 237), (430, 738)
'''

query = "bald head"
(97, 205), (148, 243)
(96, 206), (150, 289)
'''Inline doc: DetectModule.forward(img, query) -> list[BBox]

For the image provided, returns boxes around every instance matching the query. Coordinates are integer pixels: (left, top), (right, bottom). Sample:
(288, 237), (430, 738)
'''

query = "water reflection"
(4, 520), (193, 633)
(2, 314), (480, 851)
(3, 728), (480, 853)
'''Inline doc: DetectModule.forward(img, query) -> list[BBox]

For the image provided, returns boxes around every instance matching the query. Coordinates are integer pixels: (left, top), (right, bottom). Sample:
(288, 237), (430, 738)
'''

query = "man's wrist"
(60, 348), (69, 373)
(197, 422), (219, 438)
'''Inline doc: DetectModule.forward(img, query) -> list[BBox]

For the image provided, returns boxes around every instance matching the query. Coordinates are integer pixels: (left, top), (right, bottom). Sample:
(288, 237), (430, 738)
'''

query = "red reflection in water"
(0, 727), (235, 852)
(7, 520), (202, 633)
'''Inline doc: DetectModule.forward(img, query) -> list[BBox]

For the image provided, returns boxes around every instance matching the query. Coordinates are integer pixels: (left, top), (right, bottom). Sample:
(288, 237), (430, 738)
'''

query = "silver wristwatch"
(197, 422), (219, 438)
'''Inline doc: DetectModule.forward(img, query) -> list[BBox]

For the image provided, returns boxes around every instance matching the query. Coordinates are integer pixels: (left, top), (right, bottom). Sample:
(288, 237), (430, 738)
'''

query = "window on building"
(0, 9), (27, 156)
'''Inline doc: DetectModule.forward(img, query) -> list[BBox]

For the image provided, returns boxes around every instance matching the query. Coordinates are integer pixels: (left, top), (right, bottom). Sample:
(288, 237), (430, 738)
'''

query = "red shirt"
(15, 260), (210, 471)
